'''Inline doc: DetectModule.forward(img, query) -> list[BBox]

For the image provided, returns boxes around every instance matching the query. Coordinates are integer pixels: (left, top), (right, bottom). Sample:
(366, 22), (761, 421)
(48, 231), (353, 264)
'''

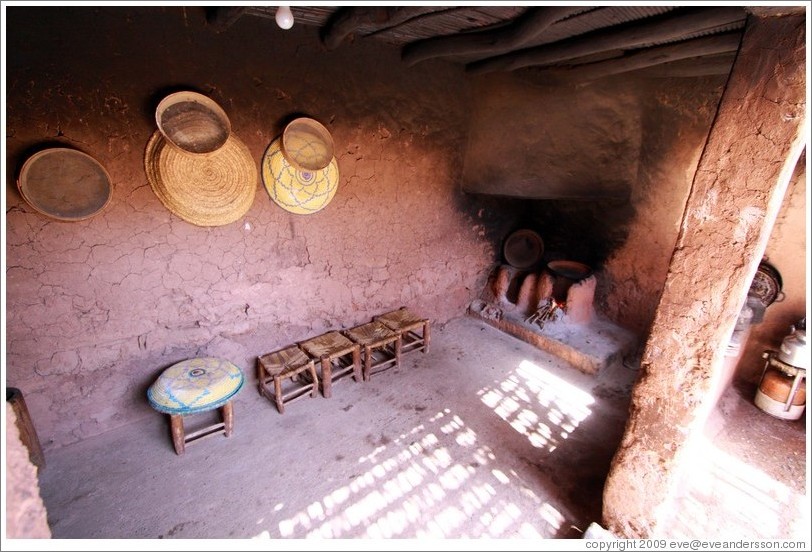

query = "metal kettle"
(777, 318), (808, 370)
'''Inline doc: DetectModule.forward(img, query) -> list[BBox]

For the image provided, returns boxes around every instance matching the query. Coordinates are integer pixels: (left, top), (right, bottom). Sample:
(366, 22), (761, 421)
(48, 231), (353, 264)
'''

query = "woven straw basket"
(144, 131), (257, 226)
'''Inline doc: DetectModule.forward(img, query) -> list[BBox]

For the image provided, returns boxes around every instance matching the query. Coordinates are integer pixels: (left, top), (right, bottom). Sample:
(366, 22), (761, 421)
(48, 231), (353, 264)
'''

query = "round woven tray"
(144, 131), (257, 226)
(148, 357), (245, 415)
(282, 117), (335, 172)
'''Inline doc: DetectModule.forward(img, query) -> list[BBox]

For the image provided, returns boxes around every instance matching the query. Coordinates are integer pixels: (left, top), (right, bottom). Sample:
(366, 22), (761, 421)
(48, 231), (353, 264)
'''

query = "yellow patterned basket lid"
(261, 137), (339, 215)
(147, 357), (244, 415)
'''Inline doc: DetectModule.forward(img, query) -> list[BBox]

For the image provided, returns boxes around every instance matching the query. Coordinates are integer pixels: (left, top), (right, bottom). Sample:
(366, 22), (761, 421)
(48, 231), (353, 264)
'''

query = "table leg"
(273, 376), (284, 414)
(257, 361), (266, 398)
(223, 401), (234, 436)
(308, 364), (319, 398)
(170, 414), (185, 455)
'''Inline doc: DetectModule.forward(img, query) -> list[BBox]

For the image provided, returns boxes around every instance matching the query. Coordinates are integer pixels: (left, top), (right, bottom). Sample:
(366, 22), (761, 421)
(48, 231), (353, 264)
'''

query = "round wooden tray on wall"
(503, 229), (544, 269)
(17, 148), (113, 221)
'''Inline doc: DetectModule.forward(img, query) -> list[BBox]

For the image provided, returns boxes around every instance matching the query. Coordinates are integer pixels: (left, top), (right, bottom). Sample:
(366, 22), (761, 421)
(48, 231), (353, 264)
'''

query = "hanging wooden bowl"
(156, 91), (231, 154)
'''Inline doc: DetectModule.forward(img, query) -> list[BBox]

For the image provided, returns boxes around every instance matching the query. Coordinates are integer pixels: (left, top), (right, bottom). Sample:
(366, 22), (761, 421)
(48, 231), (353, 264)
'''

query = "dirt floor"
(662, 378), (808, 539)
(34, 316), (807, 542)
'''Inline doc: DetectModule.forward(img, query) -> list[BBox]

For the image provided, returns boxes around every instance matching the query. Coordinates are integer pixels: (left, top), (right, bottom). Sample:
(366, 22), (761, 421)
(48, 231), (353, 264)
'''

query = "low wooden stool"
(258, 345), (319, 414)
(344, 320), (402, 381)
(147, 357), (244, 455)
(375, 307), (431, 355)
(299, 331), (361, 398)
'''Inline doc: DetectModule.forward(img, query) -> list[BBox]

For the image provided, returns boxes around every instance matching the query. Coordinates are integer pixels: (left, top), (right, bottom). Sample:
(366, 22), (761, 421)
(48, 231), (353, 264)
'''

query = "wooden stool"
(147, 357), (244, 455)
(375, 307), (431, 355)
(299, 331), (361, 398)
(258, 345), (319, 414)
(344, 321), (402, 381)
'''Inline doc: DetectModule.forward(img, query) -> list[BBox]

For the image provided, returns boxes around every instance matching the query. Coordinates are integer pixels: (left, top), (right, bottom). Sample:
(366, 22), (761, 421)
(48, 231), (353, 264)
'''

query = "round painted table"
(148, 357), (244, 455)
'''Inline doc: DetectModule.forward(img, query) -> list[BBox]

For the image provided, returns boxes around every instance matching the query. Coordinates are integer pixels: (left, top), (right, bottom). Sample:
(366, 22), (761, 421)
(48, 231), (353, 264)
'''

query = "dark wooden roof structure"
(204, 5), (806, 80)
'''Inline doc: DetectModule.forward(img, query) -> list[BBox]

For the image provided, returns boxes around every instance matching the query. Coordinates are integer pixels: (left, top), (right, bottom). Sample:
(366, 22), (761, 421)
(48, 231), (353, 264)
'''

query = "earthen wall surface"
(4, 7), (504, 449)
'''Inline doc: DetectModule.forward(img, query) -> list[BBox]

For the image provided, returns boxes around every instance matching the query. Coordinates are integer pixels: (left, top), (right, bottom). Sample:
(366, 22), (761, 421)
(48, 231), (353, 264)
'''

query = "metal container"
(547, 260), (592, 280)
(777, 322), (808, 370)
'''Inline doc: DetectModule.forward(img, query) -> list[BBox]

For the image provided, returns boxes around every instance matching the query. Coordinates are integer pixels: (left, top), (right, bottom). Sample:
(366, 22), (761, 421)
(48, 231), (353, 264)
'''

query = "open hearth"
(469, 264), (637, 375)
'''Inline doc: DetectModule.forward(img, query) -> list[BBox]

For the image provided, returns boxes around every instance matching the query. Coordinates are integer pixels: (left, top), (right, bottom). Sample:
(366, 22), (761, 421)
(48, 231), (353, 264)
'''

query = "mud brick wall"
(4, 7), (508, 449)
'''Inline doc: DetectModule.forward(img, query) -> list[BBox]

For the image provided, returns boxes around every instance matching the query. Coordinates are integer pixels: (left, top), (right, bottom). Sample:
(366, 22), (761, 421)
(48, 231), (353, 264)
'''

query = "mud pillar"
(536, 272), (554, 305)
(5, 404), (51, 538)
(602, 13), (807, 538)
(6, 388), (46, 468)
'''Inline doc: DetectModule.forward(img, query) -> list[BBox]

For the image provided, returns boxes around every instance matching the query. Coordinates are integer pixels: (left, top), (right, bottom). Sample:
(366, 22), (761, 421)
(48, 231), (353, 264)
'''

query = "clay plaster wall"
(4, 7), (506, 449)
(462, 75), (641, 199)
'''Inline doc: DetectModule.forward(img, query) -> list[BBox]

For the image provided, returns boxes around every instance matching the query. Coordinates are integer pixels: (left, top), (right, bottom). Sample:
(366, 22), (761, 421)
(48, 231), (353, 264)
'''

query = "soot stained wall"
(465, 71), (729, 339)
(4, 7), (507, 449)
(599, 77), (729, 336)
(462, 74), (641, 199)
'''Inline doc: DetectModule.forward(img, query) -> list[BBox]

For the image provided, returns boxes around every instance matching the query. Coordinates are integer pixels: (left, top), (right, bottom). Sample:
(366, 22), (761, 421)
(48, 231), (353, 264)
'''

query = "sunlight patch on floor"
(478, 359), (595, 452)
(666, 434), (808, 539)
(266, 406), (565, 538)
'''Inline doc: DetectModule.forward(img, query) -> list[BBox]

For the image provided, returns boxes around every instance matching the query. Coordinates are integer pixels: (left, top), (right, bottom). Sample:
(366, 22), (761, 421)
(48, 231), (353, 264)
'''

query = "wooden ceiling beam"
(745, 6), (807, 17)
(321, 7), (440, 50)
(206, 7), (248, 33)
(537, 32), (743, 82)
(466, 6), (745, 74)
(644, 52), (737, 78)
(400, 6), (587, 67)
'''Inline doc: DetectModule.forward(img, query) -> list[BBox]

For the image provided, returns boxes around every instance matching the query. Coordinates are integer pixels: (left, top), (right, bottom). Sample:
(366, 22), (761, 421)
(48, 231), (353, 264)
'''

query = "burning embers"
(526, 298), (564, 329)
(524, 263), (593, 328)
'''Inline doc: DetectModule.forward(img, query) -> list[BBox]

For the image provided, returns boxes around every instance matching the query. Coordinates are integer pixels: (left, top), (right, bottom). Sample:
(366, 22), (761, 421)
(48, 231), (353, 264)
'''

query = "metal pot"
(777, 321), (808, 370)
(748, 260), (785, 308)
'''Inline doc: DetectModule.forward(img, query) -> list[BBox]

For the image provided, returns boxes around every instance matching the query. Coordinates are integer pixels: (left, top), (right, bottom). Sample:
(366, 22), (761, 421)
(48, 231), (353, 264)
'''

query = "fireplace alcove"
(469, 260), (637, 376)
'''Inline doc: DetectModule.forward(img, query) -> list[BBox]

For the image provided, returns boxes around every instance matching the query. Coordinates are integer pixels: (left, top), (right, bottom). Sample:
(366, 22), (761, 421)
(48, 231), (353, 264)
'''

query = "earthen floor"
(34, 316), (807, 544)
